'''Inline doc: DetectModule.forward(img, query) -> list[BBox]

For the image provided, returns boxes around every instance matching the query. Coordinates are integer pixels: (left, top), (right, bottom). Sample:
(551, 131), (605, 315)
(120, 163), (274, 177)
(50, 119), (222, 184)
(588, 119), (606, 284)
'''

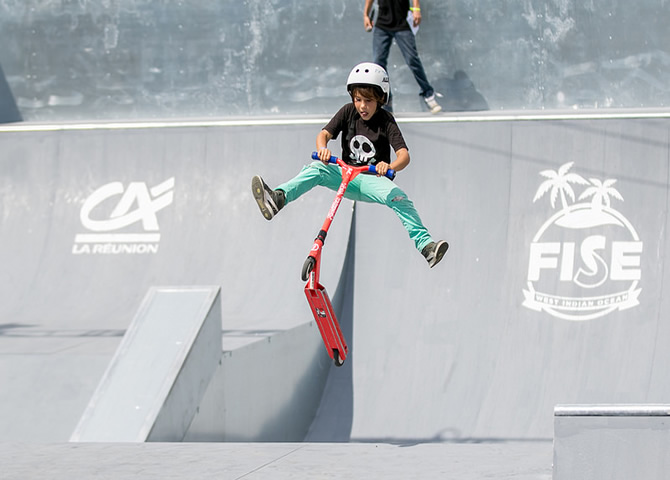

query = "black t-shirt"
(323, 103), (407, 166)
(375, 0), (411, 32)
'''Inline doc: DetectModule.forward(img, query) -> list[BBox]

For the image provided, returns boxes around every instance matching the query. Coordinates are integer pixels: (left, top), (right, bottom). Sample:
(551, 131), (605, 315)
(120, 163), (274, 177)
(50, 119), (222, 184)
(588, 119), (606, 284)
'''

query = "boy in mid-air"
(252, 62), (448, 268)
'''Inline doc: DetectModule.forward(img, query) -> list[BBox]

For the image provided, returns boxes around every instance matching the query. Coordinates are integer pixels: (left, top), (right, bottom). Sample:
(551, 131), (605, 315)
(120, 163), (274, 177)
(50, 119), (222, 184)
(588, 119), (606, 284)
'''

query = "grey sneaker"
(421, 240), (449, 268)
(252, 176), (285, 220)
(424, 94), (442, 114)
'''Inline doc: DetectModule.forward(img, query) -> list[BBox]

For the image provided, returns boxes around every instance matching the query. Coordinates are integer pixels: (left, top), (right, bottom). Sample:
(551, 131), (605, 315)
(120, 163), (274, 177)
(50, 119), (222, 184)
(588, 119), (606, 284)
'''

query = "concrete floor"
(1, 440), (553, 480)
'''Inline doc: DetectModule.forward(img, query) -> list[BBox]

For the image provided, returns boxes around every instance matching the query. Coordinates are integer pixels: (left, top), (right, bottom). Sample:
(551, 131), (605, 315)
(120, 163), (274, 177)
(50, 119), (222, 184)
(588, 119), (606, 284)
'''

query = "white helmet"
(346, 62), (390, 105)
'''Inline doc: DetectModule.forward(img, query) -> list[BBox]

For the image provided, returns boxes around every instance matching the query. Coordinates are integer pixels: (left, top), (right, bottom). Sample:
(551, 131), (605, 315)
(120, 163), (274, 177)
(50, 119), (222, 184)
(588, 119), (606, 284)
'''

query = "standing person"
(251, 62), (448, 268)
(363, 0), (442, 114)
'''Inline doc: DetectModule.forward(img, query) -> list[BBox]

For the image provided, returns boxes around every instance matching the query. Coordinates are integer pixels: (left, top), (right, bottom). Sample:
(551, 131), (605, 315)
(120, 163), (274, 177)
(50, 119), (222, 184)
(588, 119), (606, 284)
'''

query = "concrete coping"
(555, 404), (670, 417)
(3, 108), (670, 133)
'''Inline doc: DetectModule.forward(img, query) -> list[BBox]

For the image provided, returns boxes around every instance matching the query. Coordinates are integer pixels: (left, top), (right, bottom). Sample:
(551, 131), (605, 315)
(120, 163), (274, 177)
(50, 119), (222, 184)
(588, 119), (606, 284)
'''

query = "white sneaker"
(424, 94), (442, 114)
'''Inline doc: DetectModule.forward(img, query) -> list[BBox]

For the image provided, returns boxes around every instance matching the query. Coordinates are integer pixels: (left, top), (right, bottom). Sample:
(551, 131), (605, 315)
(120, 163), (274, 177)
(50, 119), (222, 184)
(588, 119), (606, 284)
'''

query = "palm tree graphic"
(578, 178), (623, 210)
(533, 162), (589, 210)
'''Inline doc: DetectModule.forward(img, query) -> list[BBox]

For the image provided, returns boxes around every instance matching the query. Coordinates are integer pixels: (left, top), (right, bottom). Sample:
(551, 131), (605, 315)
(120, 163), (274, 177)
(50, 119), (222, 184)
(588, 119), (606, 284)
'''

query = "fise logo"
(522, 163), (642, 321)
(72, 178), (175, 255)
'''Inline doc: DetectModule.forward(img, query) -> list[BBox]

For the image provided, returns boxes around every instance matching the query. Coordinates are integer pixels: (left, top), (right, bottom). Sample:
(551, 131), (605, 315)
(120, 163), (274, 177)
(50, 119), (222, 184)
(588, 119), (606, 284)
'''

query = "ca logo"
(73, 178), (175, 255)
(80, 178), (174, 232)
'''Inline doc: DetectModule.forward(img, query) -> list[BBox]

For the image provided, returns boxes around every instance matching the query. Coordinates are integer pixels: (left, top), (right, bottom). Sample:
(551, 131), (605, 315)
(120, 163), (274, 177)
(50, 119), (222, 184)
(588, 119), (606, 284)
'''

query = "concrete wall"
(2, 2), (670, 121)
(350, 114), (670, 441)
(1, 113), (669, 442)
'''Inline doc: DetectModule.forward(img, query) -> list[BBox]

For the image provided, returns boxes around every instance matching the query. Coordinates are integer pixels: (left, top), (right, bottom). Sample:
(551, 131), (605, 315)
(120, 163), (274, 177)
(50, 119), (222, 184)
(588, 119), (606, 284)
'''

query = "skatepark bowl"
(2, 109), (670, 479)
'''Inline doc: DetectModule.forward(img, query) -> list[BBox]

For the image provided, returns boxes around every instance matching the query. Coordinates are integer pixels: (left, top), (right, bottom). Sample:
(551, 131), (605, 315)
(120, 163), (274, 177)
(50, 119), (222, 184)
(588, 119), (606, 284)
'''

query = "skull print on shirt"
(349, 135), (376, 165)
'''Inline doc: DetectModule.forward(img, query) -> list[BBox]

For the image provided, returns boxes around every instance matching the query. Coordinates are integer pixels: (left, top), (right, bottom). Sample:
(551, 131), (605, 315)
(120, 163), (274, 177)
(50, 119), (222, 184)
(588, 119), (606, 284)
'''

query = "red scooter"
(302, 152), (395, 366)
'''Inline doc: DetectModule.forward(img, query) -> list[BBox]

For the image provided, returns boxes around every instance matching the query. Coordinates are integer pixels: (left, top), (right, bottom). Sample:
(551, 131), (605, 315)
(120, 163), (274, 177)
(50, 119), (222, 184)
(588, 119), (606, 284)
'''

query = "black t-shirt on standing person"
(375, 0), (411, 31)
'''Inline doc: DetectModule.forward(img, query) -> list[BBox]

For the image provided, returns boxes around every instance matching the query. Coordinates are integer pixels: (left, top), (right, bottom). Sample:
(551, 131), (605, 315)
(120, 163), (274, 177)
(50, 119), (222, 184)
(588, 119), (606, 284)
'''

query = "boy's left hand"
(375, 162), (390, 176)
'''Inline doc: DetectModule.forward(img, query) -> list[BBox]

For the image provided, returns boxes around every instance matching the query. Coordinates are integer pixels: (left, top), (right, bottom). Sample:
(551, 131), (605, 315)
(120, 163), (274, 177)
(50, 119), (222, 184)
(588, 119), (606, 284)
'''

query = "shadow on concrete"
(433, 70), (489, 112)
(0, 63), (21, 124)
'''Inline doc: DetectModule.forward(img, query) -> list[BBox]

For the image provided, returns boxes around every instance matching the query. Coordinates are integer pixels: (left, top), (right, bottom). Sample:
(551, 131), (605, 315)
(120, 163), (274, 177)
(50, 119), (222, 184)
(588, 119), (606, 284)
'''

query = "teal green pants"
(277, 161), (434, 252)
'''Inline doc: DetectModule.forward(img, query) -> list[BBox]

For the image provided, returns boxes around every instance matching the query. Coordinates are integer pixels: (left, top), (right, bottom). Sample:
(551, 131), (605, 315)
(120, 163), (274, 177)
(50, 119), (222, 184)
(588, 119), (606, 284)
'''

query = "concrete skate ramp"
(2, 113), (670, 443)
(71, 286), (222, 442)
(345, 114), (670, 441)
(0, 120), (352, 441)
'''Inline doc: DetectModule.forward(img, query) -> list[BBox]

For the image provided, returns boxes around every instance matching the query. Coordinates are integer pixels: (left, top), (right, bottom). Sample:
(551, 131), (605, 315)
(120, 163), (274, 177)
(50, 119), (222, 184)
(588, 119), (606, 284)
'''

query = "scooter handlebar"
(311, 152), (396, 180)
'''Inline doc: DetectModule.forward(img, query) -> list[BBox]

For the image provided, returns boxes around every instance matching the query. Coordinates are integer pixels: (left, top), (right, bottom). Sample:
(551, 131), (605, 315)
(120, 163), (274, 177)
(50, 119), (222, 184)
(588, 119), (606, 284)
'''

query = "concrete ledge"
(554, 404), (670, 480)
(555, 404), (670, 416)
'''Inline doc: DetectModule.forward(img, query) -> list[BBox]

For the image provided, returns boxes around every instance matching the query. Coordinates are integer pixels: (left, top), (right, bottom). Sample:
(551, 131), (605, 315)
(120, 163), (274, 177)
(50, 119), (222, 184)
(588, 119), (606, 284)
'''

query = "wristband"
(409, 7), (420, 12)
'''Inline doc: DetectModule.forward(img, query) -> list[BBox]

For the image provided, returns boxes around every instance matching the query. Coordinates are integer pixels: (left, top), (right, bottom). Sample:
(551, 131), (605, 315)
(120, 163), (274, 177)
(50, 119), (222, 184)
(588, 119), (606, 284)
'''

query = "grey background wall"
(0, 1), (669, 121)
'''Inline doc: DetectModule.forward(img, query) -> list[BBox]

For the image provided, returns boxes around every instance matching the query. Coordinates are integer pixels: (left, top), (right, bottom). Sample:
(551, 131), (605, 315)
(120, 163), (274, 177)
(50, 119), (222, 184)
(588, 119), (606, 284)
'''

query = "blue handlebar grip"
(368, 164), (396, 180)
(311, 152), (395, 178)
(311, 151), (337, 164)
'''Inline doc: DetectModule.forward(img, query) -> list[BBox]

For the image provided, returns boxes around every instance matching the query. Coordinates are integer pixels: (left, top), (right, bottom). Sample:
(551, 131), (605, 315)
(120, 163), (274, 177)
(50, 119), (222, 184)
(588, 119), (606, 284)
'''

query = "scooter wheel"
(333, 349), (345, 367)
(301, 256), (316, 281)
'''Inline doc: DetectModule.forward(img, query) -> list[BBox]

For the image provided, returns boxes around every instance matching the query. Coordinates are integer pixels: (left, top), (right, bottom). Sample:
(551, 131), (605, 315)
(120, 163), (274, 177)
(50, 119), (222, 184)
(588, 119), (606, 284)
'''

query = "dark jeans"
(372, 26), (435, 104)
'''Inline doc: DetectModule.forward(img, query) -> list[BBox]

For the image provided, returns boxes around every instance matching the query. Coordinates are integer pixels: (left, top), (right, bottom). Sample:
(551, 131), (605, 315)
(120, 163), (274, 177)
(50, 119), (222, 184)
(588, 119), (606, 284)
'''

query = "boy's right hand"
(317, 147), (332, 165)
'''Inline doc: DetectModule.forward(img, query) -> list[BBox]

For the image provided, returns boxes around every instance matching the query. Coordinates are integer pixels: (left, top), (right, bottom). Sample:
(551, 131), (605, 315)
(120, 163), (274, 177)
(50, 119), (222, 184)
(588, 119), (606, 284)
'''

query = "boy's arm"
(316, 129), (334, 164)
(390, 148), (410, 172)
(376, 147), (409, 177)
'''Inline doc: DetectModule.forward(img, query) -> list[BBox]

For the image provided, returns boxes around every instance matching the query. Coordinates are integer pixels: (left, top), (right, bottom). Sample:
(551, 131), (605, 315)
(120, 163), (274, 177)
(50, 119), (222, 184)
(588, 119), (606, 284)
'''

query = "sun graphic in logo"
(523, 163), (642, 321)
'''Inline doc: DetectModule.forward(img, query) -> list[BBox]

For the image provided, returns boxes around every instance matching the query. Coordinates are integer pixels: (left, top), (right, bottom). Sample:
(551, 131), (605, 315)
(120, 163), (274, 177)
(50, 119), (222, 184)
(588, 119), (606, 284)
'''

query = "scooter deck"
(304, 282), (348, 366)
